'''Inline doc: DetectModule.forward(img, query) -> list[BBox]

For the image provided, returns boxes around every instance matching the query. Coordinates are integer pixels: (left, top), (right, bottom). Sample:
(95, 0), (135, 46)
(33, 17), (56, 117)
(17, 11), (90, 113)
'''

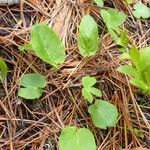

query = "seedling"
(132, 3), (150, 19)
(18, 73), (47, 100)
(133, 128), (143, 138)
(59, 126), (96, 150)
(117, 47), (150, 94)
(78, 15), (98, 57)
(93, 0), (104, 7)
(100, 9), (126, 43)
(0, 58), (7, 82)
(81, 76), (102, 103)
(82, 76), (118, 129)
(19, 23), (66, 68)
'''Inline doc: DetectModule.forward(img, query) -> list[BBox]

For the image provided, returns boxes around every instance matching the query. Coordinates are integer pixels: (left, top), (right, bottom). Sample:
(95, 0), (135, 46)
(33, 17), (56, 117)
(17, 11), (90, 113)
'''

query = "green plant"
(100, 9), (126, 43)
(0, 58), (7, 82)
(58, 126), (96, 150)
(82, 76), (102, 103)
(132, 3), (150, 19)
(117, 30), (129, 52)
(125, 0), (133, 4)
(93, 0), (104, 7)
(19, 23), (66, 68)
(117, 47), (150, 94)
(82, 76), (118, 129)
(18, 73), (47, 99)
(133, 128), (143, 138)
(88, 100), (118, 129)
(78, 15), (98, 57)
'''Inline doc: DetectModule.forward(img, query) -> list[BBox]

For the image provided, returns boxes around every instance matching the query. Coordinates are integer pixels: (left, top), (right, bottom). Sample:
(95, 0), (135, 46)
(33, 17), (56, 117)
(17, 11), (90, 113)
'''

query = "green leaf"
(133, 128), (143, 138)
(88, 100), (118, 129)
(129, 78), (147, 91)
(0, 58), (7, 82)
(31, 23), (66, 67)
(82, 76), (96, 87)
(132, 3), (150, 19)
(117, 65), (138, 77)
(18, 43), (33, 52)
(125, 0), (133, 4)
(94, 0), (104, 7)
(100, 9), (126, 43)
(117, 30), (129, 51)
(18, 87), (42, 100)
(129, 47), (140, 67)
(18, 73), (47, 100)
(78, 15), (98, 57)
(101, 9), (126, 32)
(82, 76), (102, 103)
(138, 47), (150, 71)
(59, 126), (96, 150)
(89, 87), (102, 97)
(82, 88), (93, 103)
(119, 52), (130, 60)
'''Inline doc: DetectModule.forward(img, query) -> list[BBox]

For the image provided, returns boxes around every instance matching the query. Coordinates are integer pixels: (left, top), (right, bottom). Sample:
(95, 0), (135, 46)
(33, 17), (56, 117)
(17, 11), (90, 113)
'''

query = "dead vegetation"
(0, 0), (150, 149)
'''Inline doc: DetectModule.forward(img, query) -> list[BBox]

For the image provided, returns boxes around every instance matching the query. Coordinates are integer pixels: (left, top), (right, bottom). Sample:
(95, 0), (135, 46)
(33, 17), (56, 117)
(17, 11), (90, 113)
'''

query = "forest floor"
(0, 0), (150, 150)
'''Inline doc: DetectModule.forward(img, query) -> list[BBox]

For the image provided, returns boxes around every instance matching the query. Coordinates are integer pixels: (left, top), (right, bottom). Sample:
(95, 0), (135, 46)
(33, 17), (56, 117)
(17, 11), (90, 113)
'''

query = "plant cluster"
(0, 0), (150, 149)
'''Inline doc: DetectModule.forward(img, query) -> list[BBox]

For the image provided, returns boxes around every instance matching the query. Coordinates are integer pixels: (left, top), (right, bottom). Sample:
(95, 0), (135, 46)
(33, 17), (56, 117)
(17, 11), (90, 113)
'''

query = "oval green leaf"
(31, 23), (66, 67)
(88, 100), (118, 129)
(59, 126), (96, 150)
(78, 15), (98, 57)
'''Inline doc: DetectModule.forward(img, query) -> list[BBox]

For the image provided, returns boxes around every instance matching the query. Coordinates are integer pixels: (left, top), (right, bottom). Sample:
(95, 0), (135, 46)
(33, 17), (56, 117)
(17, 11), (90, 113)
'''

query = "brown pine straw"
(0, 0), (150, 149)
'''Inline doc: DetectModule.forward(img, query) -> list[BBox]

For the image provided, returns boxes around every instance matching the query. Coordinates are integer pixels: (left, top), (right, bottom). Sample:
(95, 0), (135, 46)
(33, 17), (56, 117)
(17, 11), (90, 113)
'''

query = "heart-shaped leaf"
(18, 73), (47, 100)
(59, 126), (96, 150)
(132, 3), (150, 19)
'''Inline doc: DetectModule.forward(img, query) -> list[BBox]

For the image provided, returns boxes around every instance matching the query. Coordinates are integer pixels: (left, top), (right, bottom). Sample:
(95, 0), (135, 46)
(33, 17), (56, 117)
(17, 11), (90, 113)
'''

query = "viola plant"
(82, 76), (118, 129)
(18, 73), (47, 100)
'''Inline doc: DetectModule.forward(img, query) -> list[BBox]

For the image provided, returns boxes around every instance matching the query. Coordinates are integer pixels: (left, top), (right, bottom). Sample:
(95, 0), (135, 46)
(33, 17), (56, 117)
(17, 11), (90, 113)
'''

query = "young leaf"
(88, 100), (118, 129)
(78, 15), (98, 57)
(82, 76), (96, 87)
(117, 65), (138, 77)
(138, 47), (150, 71)
(0, 58), (7, 82)
(100, 9), (126, 43)
(82, 88), (93, 103)
(129, 78), (147, 92)
(117, 30), (129, 52)
(59, 126), (96, 150)
(129, 47), (140, 67)
(31, 23), (66, 67)
(82, 76), (101, 103)
(18, 73), (47, 100)
(89, 87), (102, 97)
(94, 0), (104, 7)
(132, 3), (150, 19)
(133, 128), (144, 138)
